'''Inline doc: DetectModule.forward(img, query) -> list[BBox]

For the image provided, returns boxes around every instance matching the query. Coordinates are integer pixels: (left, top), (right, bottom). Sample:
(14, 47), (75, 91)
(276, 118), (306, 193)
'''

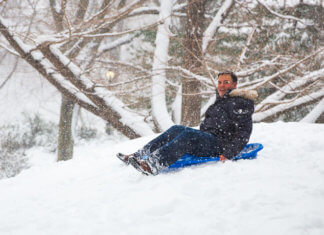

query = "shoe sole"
(116, 153), (129, 165)
(128, 157), (150, 176)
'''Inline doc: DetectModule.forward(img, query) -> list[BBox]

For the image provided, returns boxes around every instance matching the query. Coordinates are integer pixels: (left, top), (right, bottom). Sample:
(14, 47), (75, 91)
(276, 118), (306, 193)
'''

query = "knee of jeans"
(183, 128), (198, 135)
(179, 131), (199, 141)
(170, 125), (185, 131)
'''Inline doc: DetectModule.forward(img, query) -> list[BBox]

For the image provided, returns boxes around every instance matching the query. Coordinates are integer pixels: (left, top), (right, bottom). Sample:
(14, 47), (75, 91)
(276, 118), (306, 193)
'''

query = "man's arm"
(227, 98), (254, 123)
(211, 98), (253, 138)
(219, 98), (254, 160)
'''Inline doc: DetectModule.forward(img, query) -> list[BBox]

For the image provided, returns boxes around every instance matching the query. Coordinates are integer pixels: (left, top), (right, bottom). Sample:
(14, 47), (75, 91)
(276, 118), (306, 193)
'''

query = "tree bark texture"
(49, 0), (76, 162)
(57, 96), (74, 161)
(181, 0), (207, 126)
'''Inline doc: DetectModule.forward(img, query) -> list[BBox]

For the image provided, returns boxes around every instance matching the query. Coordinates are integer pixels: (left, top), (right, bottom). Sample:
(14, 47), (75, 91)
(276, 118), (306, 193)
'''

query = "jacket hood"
(229, 89), (258, 100)
(216, 88), (258, 101)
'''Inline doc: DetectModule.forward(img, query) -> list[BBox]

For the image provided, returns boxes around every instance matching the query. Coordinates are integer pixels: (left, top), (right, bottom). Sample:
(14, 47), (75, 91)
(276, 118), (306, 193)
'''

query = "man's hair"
(218, 71), (237, 83)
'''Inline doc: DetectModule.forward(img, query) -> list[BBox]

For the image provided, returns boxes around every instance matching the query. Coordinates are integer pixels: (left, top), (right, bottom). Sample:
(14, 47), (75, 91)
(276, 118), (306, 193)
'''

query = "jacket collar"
(216, 89), (234, 100)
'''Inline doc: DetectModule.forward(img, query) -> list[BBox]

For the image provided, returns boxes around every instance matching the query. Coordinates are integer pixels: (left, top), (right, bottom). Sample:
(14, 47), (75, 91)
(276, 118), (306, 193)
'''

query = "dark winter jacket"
(200, 89), (257, 159)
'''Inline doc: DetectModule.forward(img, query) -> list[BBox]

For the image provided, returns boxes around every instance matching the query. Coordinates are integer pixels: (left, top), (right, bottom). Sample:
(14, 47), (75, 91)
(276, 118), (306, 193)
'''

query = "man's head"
(217, 71), (237, 98)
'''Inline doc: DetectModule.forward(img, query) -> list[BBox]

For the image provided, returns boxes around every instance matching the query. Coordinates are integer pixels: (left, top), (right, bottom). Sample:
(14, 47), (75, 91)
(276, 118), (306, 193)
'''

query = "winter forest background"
(0, 0), (323, 179)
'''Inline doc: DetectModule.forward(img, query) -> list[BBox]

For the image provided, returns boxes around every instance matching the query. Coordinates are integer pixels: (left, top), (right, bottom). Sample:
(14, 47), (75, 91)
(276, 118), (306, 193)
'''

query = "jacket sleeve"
(227, 98), (254, 123)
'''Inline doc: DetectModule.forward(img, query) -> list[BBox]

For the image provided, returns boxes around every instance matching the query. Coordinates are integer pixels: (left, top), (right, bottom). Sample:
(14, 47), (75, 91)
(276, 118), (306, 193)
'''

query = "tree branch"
(0, 57), (18, 90)
(301, 98), (324, 123)
(0, 16), (153, 138)
(253, 89), (324, 122)
(256, 0), (313, 26)
(202, 0), (234, 53)
(248, 48), (324, 90)
(255, 68), (324, 112)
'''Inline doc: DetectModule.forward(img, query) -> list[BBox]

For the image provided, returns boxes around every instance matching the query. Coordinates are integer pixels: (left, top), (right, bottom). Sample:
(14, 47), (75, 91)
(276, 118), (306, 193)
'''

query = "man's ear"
(233, 82), (237, 88)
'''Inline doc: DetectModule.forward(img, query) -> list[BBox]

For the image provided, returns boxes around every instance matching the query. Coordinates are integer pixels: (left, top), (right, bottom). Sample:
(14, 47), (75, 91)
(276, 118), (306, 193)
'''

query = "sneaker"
(128, 157), (154, 176)
(116, 153), (133, 165)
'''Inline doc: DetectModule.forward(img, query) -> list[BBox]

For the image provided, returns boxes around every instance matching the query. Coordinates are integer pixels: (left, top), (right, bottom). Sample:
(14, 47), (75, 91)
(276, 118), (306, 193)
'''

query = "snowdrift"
(0, 122), (323, 235)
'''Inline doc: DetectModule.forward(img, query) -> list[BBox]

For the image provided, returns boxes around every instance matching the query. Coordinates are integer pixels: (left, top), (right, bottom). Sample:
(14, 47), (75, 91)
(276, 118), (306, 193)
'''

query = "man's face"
(217, 74), (237, 98)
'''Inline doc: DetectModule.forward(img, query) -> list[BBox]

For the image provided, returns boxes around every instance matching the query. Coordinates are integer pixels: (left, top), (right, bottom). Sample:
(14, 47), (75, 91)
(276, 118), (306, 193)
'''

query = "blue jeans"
(140, 125), (222, 170)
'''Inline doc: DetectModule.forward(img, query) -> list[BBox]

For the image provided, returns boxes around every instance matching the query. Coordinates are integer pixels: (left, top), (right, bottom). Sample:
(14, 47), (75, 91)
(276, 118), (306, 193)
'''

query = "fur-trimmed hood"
(229, 89), (258, 101)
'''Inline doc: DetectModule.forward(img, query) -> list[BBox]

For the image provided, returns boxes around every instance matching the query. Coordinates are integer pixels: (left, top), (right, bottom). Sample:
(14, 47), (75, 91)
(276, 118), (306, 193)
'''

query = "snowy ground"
(0, 122), (323, 235)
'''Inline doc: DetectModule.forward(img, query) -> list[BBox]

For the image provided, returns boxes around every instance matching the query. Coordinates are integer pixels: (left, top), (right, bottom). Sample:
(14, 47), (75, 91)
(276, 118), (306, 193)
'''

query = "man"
(117, 71), (257, 175)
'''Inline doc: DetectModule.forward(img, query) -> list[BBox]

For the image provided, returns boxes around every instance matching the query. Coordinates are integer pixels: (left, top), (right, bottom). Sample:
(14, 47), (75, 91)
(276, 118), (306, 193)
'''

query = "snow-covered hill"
(0, 122), (323, 235)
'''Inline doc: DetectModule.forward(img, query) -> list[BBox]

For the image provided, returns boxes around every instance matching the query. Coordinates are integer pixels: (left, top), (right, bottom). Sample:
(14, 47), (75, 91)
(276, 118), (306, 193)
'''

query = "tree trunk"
(181, 0), (207, 126)
(49, 0), (76, 162)
(57, 96), (74, 161)
(151, 0), (175, 131)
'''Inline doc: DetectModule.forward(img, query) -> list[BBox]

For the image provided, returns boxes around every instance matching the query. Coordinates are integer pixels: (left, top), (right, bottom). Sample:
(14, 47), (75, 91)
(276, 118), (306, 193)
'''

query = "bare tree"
(49, 0), (77, 161)
(0, 0), (155, 139)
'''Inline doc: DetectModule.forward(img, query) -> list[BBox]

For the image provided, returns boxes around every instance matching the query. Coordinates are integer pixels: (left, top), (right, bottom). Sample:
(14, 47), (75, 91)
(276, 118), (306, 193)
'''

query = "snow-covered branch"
(33, 18), (161, 45)
(202, 0), (234, 53)
(33, 1), (151, 45)
(0, 57), (18, 90)
(0, 17), (101, 112)
(129, 2), (187, 17)
(0, 42), (20, 56)
(236, 56), (282, 80)
(79, 19), (162, 38)
(42, 44), (154, 137)
(248, 48), (324, 90)
(166, 66), (214, 87)
(104, 59), (150, 74)
(82, 0), (145, 30)
(301, 98), (324, 123)
(0, 16), (154, 138)
(253, 88), (324, 122)
(236, 26), (256, 70)
(255, 68), (324, 112)
(98, 33), (139, 54)
(257, 0), (313, 26)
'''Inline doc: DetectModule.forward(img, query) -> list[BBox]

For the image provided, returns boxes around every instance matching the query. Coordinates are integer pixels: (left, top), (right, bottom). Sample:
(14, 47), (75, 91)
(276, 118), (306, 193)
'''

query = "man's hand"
(219, 155), (227, 161)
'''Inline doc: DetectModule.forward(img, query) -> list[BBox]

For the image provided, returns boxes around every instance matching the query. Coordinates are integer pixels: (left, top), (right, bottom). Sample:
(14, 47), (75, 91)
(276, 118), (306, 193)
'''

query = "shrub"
(77, 126), (97, 140)
(0, 114), (57, 179)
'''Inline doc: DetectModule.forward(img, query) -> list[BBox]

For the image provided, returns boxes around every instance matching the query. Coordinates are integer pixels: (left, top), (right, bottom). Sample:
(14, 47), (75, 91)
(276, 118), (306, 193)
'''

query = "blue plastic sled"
(167, 143), (263, 170)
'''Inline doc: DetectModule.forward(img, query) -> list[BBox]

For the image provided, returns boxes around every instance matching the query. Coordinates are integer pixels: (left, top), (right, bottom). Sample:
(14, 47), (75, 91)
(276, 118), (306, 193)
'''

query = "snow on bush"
(0, 127), (28, 178)
(0, 113), (104, 179)
(0, 114), (57, 178)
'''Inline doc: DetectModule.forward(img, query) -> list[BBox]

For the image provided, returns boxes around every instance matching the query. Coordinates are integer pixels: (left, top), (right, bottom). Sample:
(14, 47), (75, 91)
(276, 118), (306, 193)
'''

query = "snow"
(1, 122), (324, 235)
